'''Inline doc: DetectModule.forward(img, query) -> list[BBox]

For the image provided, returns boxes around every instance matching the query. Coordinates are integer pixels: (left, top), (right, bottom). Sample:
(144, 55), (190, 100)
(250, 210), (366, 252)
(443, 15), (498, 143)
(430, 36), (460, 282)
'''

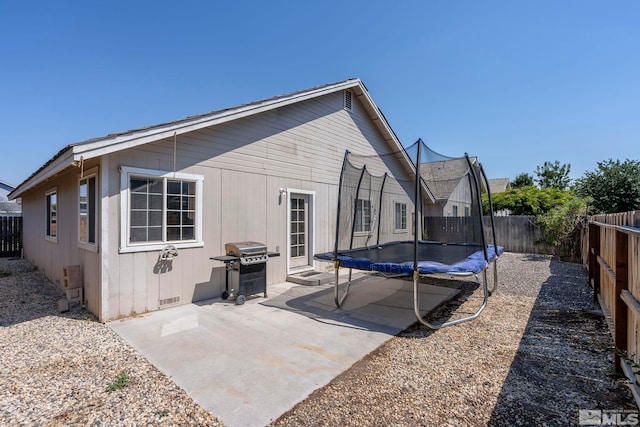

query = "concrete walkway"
(108, 275), (458, 427)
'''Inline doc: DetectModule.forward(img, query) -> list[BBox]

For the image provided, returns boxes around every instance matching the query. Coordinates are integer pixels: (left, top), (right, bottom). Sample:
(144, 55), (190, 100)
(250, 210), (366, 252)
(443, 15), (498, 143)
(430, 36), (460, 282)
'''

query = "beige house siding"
(99, 91), (413, 320)
(20, 160), (102, 316)
(14, 81), (418, 322)
(442, 178), (473, 217)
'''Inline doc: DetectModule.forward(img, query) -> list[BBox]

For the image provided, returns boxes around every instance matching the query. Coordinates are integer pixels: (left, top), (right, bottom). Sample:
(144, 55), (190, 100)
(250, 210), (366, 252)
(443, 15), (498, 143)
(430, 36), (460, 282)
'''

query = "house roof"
(0, 180), (15, 193)
(10, 78), (417, 199)
(0, 201), (21, 215)
(487, 178), (510, 193)
(419, 157), (477, 201)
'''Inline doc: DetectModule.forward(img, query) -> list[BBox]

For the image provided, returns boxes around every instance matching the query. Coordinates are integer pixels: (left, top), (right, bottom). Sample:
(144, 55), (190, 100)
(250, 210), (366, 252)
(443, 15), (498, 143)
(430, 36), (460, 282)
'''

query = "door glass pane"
(290, 196), (306, 259)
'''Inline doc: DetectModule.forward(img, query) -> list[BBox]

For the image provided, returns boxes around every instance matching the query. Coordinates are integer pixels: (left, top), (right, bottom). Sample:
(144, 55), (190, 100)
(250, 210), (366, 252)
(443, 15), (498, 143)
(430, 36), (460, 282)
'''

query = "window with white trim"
(452, 205), (458, 217)
(45, 188), (57, 241)
(120, 167), (203, 253)
(78, 170), (98, 249)
(394, 202), (407, 231)
(354, 199), (371, 233)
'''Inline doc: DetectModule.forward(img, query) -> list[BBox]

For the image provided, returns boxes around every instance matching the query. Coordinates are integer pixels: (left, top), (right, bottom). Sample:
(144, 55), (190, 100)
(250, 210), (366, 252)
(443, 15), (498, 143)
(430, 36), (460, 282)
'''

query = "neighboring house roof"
(10, 78), (426, 201)
(0, 181), (15, 202)
(488, 178), (510, 193)
(0, 201), (21, 215)
(0, 180), (15, 193)
(420, 157), (477, 202)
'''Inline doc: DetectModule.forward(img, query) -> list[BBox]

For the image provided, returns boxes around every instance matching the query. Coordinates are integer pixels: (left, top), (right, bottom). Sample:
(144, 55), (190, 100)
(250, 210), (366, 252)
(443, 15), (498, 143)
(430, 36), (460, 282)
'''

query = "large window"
(45, 188), (57, 241)
(78, 171), (97, 249)
(354, 199), (371, 233)
(120, 167), (203, 253)
(395, 202), (407, 231)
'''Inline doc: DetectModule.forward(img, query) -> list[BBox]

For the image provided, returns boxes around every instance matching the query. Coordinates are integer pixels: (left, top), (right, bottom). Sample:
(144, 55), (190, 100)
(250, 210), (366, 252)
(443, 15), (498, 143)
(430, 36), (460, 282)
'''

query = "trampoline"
(315, 240), (503, 276)
(314, 139), (503, 329)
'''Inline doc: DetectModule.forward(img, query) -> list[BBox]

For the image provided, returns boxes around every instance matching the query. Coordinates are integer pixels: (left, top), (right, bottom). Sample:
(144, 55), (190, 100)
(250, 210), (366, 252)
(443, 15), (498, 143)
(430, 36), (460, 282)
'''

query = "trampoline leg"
(413, 270), (489, 330)
(487, 260), (498, 296)
(334, 266), (352, 308)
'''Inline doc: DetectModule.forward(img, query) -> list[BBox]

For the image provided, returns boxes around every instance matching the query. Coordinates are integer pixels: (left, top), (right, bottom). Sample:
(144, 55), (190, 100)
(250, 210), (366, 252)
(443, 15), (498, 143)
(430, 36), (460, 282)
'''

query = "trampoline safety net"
(329, 138), (498, 269)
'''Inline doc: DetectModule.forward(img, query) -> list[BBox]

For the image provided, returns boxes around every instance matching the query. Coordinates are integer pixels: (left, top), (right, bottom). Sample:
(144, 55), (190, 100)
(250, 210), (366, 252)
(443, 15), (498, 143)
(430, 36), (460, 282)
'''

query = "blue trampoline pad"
(315, 240), (504, 275)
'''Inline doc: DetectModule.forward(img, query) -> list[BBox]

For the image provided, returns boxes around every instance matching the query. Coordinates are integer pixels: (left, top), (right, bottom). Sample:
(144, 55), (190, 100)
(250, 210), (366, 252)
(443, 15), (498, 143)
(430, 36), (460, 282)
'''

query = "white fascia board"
(74, 79), (362, 161)
(9, 149), (77, 198)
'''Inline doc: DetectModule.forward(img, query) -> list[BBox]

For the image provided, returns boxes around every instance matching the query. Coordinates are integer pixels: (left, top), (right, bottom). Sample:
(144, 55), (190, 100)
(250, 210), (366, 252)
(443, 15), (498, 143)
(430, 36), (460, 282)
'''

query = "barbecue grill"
(210, 241), (279, 305)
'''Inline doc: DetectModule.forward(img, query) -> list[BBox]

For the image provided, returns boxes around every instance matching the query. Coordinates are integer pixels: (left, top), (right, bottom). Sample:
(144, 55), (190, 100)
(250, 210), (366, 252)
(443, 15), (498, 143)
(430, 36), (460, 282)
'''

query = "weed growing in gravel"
(0, 269), (11, 278)
(158, 409), (170, 417)
(106, 371), (130, 393)
(614, 348), (640, 376)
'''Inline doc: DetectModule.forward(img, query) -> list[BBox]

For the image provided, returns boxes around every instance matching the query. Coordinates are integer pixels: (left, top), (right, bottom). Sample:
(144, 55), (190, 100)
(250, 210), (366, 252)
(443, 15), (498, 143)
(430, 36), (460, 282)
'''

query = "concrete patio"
(108, 274), (459, 427)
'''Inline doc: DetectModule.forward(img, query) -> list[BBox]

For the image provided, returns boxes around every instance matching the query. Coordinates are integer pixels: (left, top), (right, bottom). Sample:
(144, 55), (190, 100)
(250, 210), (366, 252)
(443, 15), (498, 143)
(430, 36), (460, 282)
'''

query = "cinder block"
(63, 265), (82, 289)
(65, 287), (83, 302)
(57, 298), (69, 313)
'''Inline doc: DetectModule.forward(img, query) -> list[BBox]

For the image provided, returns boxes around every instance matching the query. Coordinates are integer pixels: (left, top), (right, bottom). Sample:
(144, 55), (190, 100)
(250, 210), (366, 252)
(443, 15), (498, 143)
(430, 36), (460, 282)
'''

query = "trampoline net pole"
(413, 140), (422, 274)
(333, 150), (350, 261)
(349, 166), (367, 250)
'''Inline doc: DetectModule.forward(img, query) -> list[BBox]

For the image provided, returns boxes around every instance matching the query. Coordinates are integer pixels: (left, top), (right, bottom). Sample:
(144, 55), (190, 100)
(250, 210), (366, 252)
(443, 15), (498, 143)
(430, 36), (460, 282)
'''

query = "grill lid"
(225, 241), (267, 257)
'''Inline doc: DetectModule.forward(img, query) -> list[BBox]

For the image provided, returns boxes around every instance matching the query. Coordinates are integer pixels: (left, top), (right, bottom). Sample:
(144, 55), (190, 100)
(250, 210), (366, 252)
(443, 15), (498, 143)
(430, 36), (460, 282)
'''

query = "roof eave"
(74, 79), (363, 161)
(9, 148), (78, 199)
(11, 77), (427, 204)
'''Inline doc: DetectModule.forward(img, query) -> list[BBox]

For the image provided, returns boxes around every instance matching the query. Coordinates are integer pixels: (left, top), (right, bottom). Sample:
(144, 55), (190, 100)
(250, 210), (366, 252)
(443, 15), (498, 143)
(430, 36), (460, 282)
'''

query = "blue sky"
(1, 1), (638, 188)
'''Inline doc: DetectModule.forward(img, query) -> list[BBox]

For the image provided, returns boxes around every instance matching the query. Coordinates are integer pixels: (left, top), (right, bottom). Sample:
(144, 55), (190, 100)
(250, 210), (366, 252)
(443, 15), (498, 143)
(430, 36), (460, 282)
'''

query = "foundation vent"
(159, 296), (180, 306)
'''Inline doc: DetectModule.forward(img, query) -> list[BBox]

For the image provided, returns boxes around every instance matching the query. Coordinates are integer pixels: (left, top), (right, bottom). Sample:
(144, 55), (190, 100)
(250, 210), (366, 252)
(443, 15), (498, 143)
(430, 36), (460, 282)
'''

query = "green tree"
(483, 186), (576, 216)
(573, 159), (640, 214)
(511, 173), (534, 188)
(535, 160), (571, 190)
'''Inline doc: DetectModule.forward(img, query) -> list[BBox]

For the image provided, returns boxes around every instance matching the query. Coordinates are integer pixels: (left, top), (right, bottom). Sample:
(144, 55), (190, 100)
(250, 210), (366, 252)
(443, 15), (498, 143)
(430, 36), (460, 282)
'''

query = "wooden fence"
(0, 216), (22, 257)
(582, 210), (640, 403)
(424, 215), (554, 254)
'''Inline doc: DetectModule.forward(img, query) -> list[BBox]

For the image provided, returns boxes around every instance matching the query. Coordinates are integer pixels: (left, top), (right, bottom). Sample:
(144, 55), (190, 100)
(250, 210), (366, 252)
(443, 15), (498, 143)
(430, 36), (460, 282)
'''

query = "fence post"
(589, 222), (601, 304)
(614, 229), (629, 372)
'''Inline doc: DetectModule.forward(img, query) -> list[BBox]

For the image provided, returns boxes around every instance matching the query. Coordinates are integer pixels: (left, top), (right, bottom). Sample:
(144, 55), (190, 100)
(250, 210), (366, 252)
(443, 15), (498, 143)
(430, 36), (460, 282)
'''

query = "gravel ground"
(273, 253), (637, 426)
(0, 258), (223, 426)
(1, 253), (636, 426)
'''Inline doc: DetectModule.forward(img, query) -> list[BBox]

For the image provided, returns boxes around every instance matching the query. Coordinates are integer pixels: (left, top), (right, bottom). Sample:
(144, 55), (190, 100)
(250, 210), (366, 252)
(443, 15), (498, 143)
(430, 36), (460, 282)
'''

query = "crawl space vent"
(159, 296), (180, 306)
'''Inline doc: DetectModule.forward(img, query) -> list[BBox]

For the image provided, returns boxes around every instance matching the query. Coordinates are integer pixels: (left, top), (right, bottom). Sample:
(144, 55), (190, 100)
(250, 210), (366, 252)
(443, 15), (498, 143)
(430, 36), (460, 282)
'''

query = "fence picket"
(0, 216), (22, 257)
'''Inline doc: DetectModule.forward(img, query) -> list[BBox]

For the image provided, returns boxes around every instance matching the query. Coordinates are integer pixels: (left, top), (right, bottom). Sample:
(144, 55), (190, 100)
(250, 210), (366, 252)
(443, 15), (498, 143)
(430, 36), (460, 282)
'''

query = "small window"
(395, 202), (407, 231)
(79, 170), (98, 250)
(452, 205), (458, 217)
(344, 90), (353, 111)
(46, 188), (57, 241)
(354, 199), (371, 233)
(464, 206), (470, 217)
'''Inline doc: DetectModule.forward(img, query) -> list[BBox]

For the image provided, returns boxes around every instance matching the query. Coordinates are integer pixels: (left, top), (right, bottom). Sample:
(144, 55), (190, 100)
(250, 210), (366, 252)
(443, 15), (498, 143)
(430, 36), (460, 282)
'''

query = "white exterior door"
(288, 191), (314, 273)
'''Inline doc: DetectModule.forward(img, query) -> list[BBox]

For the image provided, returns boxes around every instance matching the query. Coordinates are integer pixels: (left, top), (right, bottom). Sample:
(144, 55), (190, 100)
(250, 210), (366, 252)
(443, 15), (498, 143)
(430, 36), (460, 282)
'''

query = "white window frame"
(119, 166), (203, 254)
(452, 205), (458, 217)
(45, 187), (58, 243)
(394, 202), (408, 233)
(354, 198), (372, 234)
(78, 167), (99, 252)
